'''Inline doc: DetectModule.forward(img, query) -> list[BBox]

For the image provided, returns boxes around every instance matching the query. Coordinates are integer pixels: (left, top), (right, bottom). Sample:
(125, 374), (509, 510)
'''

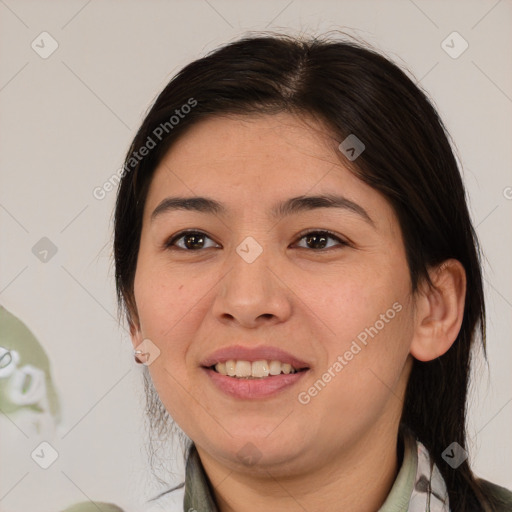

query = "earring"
(133, 339), (159, 365)
(133, 349), (147, 365)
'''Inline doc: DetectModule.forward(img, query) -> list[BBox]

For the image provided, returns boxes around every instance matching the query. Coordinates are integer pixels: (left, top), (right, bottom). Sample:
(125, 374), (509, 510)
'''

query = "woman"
(109, 33), (512, 512)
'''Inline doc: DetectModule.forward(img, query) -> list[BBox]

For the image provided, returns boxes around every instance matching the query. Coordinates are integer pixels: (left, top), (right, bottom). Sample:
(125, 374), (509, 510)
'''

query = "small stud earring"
(133, 349), (147, 365)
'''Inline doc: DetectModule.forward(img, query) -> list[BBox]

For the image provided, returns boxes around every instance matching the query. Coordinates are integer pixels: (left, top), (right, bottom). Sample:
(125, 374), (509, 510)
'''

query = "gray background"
(1, 1), (511, 511)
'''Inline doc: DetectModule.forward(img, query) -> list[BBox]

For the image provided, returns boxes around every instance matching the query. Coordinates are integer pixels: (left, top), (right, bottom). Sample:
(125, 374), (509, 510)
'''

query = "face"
(131, 113), (417, 476)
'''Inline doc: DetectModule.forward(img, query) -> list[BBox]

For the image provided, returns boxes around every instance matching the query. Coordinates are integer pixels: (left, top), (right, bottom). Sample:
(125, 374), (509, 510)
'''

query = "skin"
(130, 113), (466, 512)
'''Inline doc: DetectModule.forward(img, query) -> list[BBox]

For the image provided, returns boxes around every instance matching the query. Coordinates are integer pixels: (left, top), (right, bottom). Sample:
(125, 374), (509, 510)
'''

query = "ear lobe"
(410, 259), (466, 362)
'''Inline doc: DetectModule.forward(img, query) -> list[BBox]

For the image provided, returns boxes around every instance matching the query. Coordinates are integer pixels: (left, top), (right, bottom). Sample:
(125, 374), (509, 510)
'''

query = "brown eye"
(166, 231), (219, 251)
(295, 230), (348, 250)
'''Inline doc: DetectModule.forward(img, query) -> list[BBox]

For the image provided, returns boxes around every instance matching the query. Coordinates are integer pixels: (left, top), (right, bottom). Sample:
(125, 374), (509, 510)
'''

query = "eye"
(294, 230), (349, 250)
(164, 229), (349, 252)
(165, 230), (220, 251)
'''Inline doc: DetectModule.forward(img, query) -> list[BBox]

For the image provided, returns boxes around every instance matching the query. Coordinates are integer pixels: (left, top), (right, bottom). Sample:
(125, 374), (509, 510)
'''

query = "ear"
(127, 304), (144, 351)
(410, 259), (466, 362)
(130, 319), (144, 350)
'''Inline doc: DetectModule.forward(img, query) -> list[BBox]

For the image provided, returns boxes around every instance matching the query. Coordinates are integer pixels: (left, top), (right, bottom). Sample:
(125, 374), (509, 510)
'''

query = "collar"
(378, 426), (449, 511)
(183, 427), (450, 512)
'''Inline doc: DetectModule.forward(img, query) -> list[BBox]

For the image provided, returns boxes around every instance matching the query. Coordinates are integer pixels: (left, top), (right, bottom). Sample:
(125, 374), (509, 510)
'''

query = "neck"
(195, 420), (402, 512)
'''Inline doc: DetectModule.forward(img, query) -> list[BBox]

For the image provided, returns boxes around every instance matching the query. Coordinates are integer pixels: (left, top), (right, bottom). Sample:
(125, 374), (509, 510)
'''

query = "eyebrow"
(151, 194), (374, 225)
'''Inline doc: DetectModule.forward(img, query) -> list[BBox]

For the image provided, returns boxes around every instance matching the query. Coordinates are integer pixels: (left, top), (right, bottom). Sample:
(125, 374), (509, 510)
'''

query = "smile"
(211, 359), (304, 379)
(200, 345), (311, 398)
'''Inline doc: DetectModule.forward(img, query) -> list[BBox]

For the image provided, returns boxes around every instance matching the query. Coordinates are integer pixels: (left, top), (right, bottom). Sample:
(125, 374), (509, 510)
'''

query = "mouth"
(205, 360), (309, 379)
(200, 345), (311, 398)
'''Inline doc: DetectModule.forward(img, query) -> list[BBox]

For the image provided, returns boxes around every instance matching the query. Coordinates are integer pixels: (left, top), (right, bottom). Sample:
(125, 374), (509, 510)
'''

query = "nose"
(211, 242), (292, 329)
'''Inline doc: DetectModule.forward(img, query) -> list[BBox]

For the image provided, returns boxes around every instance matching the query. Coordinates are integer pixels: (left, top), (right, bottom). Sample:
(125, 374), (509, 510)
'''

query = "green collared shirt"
(183, 427), (424, 512)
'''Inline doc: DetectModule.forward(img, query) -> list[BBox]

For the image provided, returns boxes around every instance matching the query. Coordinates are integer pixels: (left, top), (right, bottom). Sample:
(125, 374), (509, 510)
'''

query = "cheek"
(134, 264), (208, 422)
(300, 259), (410, 345)
(298, 260), (413, 400)
(133, 257), (199, 367)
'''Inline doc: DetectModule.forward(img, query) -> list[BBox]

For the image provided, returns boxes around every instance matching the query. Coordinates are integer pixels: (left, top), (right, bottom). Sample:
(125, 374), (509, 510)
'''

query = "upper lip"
(201, 345), (310, 370)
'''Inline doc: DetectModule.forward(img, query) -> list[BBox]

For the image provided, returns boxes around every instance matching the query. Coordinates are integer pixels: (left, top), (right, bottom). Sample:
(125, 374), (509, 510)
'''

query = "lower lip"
(203, 367), (309, 399)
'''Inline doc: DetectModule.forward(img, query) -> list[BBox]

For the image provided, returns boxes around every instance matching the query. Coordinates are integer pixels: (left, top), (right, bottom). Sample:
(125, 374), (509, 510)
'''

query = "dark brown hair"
(114, 32), (496, 510)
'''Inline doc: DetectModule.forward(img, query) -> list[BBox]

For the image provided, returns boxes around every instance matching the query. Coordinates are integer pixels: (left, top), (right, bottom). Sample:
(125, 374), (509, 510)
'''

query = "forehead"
(154, 113), (340, 183)
(144, 113), (396, 230)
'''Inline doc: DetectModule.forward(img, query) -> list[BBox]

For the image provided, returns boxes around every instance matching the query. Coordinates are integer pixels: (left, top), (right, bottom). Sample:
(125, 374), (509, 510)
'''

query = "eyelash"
(164, 229), (350, 252)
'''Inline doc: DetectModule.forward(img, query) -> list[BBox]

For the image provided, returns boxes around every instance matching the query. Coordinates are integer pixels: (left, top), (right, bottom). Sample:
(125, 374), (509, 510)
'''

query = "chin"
(206, 430), (308, 470)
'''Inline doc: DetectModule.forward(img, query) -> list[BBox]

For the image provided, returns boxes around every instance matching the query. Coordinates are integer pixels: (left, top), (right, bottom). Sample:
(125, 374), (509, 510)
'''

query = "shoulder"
(59, 490), (185, 512)
(477, 478), (512, 511)
(60, 503), (125, 512)
(142, 484), (185, 512)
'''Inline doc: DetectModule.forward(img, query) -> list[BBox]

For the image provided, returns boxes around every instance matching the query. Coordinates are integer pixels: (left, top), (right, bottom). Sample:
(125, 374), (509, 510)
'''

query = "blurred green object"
(60, 503), (125, 512)
(0, 305), (61, 423)
(0, 306), (129, 511)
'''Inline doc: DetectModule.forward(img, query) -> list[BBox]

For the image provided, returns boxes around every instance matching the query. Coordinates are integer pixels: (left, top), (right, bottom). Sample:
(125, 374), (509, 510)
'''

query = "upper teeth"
(214, 360), (299, 378)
